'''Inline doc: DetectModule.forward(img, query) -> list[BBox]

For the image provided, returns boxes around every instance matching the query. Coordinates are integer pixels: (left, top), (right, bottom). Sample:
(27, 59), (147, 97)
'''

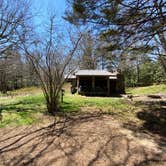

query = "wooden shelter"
(66, 70), (125, 96)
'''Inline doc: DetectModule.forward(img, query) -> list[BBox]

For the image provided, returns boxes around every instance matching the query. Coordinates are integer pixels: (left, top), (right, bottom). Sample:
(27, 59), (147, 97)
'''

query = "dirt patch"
(0, 113), (165, 166)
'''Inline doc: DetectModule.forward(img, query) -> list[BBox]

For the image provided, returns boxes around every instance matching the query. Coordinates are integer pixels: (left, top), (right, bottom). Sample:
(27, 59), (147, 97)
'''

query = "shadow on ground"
(137, 101), (166, 137)
(122, 99), (166, 166)
(0, 112), (165, 166)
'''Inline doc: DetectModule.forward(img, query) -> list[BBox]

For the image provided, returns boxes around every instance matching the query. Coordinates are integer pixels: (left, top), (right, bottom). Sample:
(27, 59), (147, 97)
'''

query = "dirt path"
(0, 113), (165, 166)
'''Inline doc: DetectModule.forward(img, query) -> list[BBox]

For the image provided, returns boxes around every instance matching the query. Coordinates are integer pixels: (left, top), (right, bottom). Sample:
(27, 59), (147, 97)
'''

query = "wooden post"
(107, 77), (110, 96)
(0, 105), (2, 122)
(77, 76), (79, 93)
(61, 89), (65, 103)
(92, 76), (95, 96)
(92, 76), (95, 89)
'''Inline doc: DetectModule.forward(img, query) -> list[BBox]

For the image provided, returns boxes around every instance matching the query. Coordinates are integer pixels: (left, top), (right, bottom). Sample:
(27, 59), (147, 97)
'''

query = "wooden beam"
(92, 76), (95, 89)
(107, 77), (110, 96)
(77, 76), (79, 93)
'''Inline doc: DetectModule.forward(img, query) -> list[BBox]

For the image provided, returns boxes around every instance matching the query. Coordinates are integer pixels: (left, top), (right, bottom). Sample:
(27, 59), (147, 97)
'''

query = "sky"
(31, 0), (78, 51)
(33, 0), (66, 18)
(32, 0), (67, 32)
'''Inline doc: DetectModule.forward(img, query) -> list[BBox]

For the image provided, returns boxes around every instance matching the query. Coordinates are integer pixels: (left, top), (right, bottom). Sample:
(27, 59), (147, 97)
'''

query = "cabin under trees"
(66, 70), (125, 96)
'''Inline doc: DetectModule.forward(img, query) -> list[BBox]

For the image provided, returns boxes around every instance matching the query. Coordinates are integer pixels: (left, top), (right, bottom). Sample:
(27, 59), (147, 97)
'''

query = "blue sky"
(32, 0), (67, 31)
(31, 0), (78, 50)
(33, 0), (66, 16)
(33, 0), (66, 18)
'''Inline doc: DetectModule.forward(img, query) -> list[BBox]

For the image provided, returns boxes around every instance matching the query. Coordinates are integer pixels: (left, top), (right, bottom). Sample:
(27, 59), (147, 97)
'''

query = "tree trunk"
(0, 72), (8, 94)
(116, 71), (125, 94)
(159, 56), (166, 74)
(47, 98), (60, 115)
(158, 33), (166, 74)
(136, 58), (140, 85)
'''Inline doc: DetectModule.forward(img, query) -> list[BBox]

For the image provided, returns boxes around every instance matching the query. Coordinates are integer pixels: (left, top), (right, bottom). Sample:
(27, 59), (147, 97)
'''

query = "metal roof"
(75, 70), (117, 76)
(109, 76), (117, 79)
(64, 74), (76, 79)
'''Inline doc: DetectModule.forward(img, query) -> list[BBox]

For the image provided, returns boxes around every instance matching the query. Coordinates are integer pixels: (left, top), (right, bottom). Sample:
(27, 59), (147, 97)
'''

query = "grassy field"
(0, 88), (45, 128)
(0, 84), (165, 128)
(126, 84), (166, 95)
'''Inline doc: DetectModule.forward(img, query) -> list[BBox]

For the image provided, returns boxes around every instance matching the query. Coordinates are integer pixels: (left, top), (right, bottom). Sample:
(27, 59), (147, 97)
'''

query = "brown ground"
(0, 111), (165, 166)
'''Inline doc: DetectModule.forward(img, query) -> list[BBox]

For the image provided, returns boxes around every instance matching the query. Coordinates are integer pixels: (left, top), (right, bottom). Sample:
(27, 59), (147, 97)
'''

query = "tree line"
(75, 31), (166, 87)
(0, 0), (166, 115)
(0, 52), (39, 93)
(65, 0), (166, 86)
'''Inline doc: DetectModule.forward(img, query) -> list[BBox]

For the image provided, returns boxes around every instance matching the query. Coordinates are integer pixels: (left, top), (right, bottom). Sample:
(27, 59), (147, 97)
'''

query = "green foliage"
(73, 2), (85, 14)
(127, 84), (166, 95)
(152, 61), (166, 83)
(138, 61), (155, 86)
(125, 55), (166, 87)
(65, 0), (166, 77)
(105, 43), (120, 52)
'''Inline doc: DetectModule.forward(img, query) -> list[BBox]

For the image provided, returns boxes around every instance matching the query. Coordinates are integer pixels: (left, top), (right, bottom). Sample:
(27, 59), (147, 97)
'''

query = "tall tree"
(65, 0), (166, 73)
(0, 50), (23, 93)
(0, 0), (33, 58)
(24, 15), (82, 115)
(79, 32), (98, 69)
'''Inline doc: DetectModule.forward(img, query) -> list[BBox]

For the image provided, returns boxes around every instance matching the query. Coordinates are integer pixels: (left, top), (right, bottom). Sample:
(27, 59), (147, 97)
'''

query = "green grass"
(62, 93), (138, 122)
(63, 93), (131, 111)
(62, 83), (135, 113)
(126, 84), (166, 95)
(2, 84), (165, 128)
(0, 86), (138, 128)
(0, 90), (46, 128)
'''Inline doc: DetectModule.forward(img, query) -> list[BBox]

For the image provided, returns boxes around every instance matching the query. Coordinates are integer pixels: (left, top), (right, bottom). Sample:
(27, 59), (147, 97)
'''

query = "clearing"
(0, 84), (165, 166)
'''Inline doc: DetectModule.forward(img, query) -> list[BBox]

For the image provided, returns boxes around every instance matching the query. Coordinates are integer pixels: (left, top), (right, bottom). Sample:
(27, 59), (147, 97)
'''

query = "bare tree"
(24, 15), (82, 115)
(78, 32), (98, 70)
(0, 0), (32, 58)
(0, 50), (24, 93)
